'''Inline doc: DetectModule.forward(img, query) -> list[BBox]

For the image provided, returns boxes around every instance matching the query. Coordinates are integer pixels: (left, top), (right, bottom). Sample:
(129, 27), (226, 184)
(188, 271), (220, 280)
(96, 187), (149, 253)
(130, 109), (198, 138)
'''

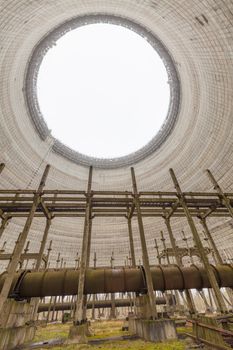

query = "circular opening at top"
(37, 23), (170, 159)
(26, 15), (180, 168)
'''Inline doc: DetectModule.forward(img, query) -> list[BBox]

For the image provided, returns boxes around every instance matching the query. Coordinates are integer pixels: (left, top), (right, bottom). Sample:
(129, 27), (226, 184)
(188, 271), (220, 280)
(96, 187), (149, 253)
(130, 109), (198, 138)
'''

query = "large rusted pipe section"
(38, 296), (172, 313)
(0, 265), (232, 299)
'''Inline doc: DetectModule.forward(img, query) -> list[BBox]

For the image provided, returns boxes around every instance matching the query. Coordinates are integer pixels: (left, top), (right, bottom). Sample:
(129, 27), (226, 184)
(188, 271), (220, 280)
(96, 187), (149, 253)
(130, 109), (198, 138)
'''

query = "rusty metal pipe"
(0, 265), (232, 298)
(37, 296), (171, 313)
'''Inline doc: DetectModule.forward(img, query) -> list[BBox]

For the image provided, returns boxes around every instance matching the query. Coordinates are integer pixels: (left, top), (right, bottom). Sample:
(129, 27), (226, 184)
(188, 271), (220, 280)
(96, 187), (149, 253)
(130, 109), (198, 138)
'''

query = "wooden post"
(74, 166), (93, 324)
(131, 167), (157, 319)
(169, 168), (228, 314)
(0, 164), (50, 315)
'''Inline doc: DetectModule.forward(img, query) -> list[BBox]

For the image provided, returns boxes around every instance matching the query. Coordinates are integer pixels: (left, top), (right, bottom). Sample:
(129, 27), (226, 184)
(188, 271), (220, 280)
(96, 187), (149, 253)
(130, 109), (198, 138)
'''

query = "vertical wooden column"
(169, 168), (228, 314)
(206, 169), (233, 219)
(0, 164), (50, 315)
(74, 166), (93, 325)
(131, 167), (157, 319)
(35, 218), (52, 271)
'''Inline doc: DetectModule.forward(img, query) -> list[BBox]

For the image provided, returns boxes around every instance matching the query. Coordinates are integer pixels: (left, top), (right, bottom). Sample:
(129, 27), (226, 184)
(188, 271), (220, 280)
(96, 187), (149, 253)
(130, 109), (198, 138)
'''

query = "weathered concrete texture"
(0, 325), (36, 350)
(67, 323), (88, 344)
(0, 299), (36, 350)
(129, 317), (177, 342)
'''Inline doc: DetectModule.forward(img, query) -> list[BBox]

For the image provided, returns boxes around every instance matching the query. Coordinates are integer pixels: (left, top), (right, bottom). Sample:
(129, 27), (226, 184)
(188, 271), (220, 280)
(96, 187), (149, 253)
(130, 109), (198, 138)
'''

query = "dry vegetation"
(31, 320), (189, 350)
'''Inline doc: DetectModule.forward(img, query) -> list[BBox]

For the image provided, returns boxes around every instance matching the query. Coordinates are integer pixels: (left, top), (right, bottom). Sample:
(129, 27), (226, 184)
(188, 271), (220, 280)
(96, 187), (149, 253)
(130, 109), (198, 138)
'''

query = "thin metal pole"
(46, 240), (52, 268)
(35, 219), (52, 271)
(200, 218), (233, 306)
(0, 164), (50, 315)
(154, 238), (161, 264)
(0, 216), (11, 240)
(0, 163), (5, 174)
(206, 169), (233, 219)
(169, 168), (228, 314)
(199, 218), (223, 264)
(110, 251), (116, 319)
(127, 217), (136, 267)
(92, 252), (97, 320)
(164, 218), (196, 314)
(131, 167), (157, 319)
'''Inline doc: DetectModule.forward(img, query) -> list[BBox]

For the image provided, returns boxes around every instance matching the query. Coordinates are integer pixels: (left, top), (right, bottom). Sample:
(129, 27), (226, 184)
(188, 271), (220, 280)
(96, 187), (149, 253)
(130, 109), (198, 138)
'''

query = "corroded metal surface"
(0, 265), (232, 298)
(37, 296), (170, 312)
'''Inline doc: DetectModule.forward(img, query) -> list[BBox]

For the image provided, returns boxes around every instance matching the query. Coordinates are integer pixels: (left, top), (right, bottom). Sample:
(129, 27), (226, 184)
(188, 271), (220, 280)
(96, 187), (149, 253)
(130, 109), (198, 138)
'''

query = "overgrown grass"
(45, 339), (185, 350)
(33, 322), (70, 342)
(32, 321), (188, 350)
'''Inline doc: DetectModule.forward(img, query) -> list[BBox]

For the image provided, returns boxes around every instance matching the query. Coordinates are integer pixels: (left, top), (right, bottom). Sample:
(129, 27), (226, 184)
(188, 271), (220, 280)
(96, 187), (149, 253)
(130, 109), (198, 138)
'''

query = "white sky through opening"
(37, 24), (170, 159)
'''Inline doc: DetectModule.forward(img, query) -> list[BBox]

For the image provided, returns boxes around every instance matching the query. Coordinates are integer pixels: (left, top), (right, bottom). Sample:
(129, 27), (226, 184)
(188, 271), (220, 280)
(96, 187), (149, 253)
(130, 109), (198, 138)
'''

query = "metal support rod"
(164, 218), (196, 313)
(92, 252), (97, 319)
(35, 219), (52, 271)
(200, 218), (233, 307)
(199, 218), (223, 264)
(131, 167), (157, 319)
(169, 168), (228, 314)
(0, 163), (5, 175)
(74, 166), (93, 324)
(127, 217), (136, 267)
(0, 216), (11, 240)
(160, 230), (182, 312)
(206, 169), (233, 219)
(0, 164), (50, 315)
(154, 238), (161, 264)
(110, 251), (116, 319)
(45, 240), (52, 268)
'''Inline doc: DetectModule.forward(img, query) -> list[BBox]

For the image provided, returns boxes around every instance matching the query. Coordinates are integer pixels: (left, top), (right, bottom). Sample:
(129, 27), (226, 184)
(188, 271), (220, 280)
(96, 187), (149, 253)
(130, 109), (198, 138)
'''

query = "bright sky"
(37, 24), (170, 159)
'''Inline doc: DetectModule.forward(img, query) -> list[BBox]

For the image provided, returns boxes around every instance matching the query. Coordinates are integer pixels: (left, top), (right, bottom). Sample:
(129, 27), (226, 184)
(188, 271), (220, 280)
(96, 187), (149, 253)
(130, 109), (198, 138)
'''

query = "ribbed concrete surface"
(0, 1), (233, 267)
